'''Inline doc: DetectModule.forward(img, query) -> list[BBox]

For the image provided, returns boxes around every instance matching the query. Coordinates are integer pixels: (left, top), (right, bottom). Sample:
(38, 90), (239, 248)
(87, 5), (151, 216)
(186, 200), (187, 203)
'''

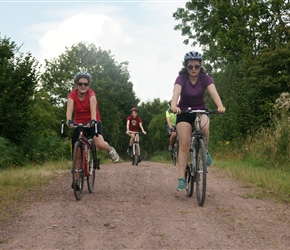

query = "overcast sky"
(0, 0), (201, 103)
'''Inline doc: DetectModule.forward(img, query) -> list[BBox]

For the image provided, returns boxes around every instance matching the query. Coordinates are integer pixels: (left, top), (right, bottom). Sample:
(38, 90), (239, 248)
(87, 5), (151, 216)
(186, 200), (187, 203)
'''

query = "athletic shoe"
(177, 177), (186, 191)
(206, 150), (213, 167)
(109, 147), (119, 163)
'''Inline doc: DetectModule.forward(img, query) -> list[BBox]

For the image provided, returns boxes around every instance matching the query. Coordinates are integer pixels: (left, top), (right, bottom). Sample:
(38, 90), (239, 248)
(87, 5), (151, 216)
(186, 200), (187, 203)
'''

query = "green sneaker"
(206, 150), (213, 167)
(177, 178), (186, 191)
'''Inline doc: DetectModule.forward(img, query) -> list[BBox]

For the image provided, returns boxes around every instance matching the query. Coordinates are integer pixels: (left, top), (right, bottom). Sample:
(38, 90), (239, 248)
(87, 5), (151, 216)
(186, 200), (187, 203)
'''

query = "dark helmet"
(184, 51), (203, 62)
(130, 107), (138, 112)
(74, 71), (91, 84)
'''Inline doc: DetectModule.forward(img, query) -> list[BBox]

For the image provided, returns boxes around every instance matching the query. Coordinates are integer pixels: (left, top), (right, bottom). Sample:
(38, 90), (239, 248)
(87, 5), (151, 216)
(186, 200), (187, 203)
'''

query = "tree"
(173, 0), (290, 69)
(137, 99), (169, 154)
(0, 36), (38, 144)
(173, 0), (290, 143)
(41, 42), (139, 154)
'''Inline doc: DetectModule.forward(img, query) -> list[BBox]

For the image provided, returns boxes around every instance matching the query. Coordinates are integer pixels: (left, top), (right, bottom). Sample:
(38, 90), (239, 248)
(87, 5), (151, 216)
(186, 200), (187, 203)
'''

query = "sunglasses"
(187, 64), (201, 70)
(78, 82), (89, 87)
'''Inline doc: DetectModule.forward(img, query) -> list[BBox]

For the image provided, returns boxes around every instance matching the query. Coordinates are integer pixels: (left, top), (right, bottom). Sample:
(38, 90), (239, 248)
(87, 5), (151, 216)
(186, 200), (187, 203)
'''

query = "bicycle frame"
(61, 120), (99, 201)
(179, 108), (218, 206)
(129, 132), (141, 166)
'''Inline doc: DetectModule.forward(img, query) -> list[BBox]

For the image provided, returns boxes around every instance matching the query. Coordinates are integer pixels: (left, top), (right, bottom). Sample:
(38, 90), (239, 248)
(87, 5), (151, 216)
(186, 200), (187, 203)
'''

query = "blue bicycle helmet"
(184, 51), (203, 62)
(74, 71), (91, 84)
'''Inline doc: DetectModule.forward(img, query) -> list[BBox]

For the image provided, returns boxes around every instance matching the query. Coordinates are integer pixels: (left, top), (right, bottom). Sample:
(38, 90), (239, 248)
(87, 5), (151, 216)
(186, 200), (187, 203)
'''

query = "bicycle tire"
(134, 143), (139, 166)
(87, 144), (96, 193)
(185, 165), (194, 197)
(172, 138), (178, 166)
(131, 144), (135, 165)
(195, 138), (207, 206)
(72, 140), (84, 201)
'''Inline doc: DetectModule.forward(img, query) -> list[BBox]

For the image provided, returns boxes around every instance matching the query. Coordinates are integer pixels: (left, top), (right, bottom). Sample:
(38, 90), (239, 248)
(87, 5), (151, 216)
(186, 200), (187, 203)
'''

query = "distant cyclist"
(126, 107), (147, 161)
(66, 71), (120, 169)
(170, 51), (226, 191)
(166, 101), (177, 151)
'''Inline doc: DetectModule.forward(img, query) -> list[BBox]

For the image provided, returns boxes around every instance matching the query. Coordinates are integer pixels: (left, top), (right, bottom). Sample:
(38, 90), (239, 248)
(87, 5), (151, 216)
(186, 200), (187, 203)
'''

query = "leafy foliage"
(0, 36), (39, 144)
(137, 99), (169, 154)
(41, 42), (140, 155)
(174, 0), (290, 144)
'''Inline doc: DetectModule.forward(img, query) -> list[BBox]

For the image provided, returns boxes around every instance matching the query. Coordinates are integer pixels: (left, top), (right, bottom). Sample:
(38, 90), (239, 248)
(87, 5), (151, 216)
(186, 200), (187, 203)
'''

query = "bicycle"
(61, 120), (100, 201)
(171, 130), (179, 166)
(180, 108), (218, 206)
(129, 132), (143, 166)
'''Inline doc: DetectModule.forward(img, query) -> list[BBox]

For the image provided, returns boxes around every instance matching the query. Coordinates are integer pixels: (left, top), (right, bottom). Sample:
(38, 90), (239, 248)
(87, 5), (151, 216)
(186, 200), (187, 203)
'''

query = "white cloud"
(36, 2), (193, 103)
(39, 12), (131, 61)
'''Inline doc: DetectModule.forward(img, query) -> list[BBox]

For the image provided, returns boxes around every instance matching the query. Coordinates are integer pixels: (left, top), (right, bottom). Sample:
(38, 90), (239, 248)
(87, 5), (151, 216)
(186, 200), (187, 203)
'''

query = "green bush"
(0, 137), (27, 168)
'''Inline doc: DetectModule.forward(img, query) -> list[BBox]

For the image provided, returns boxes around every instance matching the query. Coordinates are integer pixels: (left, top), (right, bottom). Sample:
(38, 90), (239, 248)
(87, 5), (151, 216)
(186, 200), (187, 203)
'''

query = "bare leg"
(176, 122), (192, 178)
(201, 115), (210, 147)
(93, 134), (111, 152)
(169, 131), (177, 146)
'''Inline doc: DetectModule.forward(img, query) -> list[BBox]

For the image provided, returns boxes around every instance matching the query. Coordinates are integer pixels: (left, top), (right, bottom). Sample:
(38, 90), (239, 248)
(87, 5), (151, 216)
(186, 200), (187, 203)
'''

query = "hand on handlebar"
(67, 119), (74, 128)
(217, 106), (226, 113)
(170, 106), (181, 114)
(87, 119), (96, 128)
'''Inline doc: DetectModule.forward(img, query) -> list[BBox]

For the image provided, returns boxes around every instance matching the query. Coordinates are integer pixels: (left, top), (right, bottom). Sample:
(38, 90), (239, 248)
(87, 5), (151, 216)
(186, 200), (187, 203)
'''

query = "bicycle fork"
(132, 143), (138, 156)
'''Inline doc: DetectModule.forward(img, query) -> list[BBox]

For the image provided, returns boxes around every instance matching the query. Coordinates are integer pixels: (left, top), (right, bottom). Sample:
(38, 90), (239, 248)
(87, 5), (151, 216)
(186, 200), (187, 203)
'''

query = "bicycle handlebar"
(129, 131), (144, 135)
(180, 109), (218, 115)
(61, 120), (99, 136)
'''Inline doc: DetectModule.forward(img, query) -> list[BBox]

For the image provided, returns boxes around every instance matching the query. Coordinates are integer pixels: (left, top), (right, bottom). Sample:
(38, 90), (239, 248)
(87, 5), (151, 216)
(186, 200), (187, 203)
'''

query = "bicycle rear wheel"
(172, 138), (178, 166)
(87, 144), (96, 193)
(72, 140), (84, 201)
(195, 138), (207, 206)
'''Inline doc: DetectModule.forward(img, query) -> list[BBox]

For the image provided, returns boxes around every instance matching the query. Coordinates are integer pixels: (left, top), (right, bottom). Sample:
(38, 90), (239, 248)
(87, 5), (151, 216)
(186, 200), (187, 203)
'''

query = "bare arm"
(166, 116), (173, 128)
(89, 95), (97, 121)
(171, 84), (182, 113)
(139, 123), (147, 134)
(126, 120), (130, 134)
(207, 84), (226, 113)
(66, 98), (74, 127)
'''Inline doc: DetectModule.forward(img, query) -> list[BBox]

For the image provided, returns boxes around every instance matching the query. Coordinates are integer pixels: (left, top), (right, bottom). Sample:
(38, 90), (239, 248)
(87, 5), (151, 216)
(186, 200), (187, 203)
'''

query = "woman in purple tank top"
(170, 51), (226, 191)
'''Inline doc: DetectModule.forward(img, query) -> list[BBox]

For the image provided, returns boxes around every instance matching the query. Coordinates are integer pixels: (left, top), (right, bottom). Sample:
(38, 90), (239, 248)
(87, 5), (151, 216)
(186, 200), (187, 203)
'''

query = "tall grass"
(213, 112), (290, 203)
(215, 159), (290, 202)
(0, 160), (70, 223)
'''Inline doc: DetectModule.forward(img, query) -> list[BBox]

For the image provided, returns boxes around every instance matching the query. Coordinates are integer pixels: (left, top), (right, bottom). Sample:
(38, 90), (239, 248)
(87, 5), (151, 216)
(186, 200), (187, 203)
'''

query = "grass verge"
(0, 160), (71, 225)
(214, 158), (290, 203)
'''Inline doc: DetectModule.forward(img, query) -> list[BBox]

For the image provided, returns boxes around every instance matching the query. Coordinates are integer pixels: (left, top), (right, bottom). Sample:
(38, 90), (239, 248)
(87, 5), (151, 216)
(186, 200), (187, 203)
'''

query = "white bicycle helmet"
(74, 71), (91, 84)
(184, 51), (203, 62)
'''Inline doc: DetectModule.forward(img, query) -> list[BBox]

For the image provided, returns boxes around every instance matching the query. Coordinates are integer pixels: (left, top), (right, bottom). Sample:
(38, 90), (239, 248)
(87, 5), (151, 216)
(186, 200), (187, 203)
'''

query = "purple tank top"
(175, 73), (213, 110)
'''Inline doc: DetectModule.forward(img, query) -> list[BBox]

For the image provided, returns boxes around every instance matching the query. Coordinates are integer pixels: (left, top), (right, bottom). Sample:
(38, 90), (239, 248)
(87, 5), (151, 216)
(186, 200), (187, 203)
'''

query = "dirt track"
(1, 161), (290, 250)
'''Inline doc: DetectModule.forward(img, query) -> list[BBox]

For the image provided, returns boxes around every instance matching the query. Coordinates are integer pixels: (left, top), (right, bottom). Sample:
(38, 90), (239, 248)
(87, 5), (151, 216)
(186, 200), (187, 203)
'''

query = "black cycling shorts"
(176, 112), (197, 125)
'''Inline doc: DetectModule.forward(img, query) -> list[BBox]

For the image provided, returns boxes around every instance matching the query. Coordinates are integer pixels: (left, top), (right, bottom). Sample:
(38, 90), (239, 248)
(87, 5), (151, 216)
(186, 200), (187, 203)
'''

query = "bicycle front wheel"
(185, 165), (194, 197)
(133, 144), (139, 166)
(72, 141), (84, 201)
(87, 144), (96, 193)
(195, 138), (207, 206)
